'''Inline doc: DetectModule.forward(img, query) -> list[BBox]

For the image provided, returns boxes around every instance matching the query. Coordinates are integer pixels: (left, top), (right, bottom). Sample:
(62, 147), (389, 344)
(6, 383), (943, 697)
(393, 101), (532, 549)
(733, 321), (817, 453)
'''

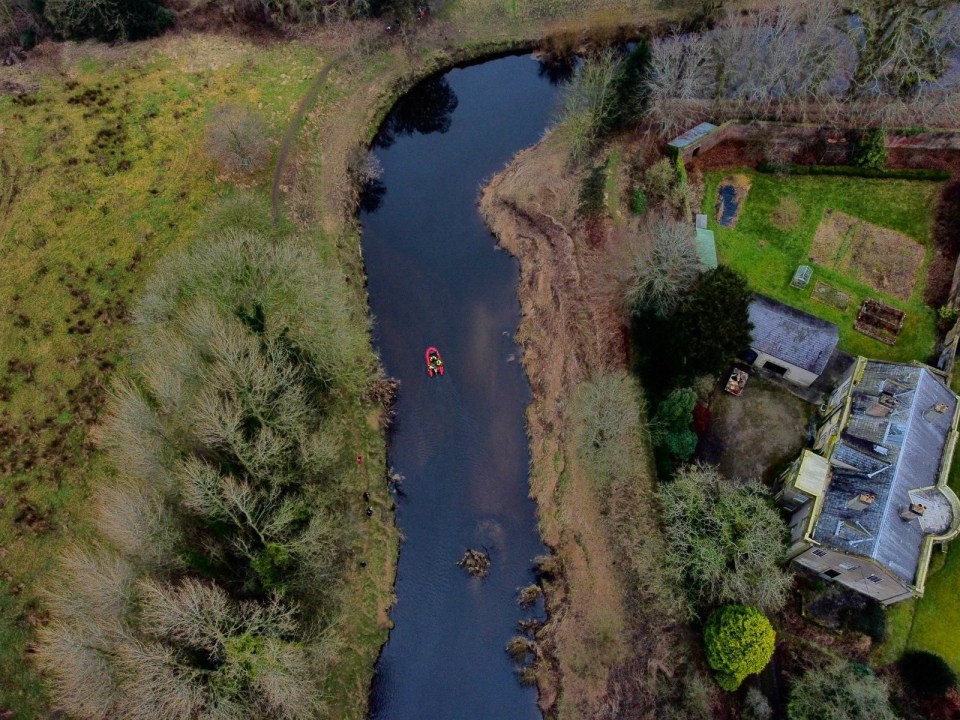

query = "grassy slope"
(0, 37), (328, 717)
(702, 170), (941, 363)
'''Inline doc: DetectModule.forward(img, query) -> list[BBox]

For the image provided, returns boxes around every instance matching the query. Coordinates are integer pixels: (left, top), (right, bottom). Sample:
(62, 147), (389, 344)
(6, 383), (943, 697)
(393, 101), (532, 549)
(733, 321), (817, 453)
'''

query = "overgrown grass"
(0, 39), (325, 718)
(702, 170), (942, 363)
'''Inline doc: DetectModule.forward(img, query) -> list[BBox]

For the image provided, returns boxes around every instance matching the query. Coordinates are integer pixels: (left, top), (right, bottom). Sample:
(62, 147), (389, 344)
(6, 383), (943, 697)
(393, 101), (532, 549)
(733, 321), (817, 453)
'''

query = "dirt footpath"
(480, 135), (679, 719)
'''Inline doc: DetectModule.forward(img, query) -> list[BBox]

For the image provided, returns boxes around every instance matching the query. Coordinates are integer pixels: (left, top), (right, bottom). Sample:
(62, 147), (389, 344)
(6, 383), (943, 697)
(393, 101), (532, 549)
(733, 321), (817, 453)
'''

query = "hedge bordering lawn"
(757, 163), (950, 181)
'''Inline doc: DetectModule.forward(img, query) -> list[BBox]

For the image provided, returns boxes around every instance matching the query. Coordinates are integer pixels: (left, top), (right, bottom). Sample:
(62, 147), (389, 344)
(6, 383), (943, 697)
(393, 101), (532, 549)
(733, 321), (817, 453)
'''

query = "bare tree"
(206, 105), (270, 174)
(622, 215), (701, 317)
(647, 32), (715, 134)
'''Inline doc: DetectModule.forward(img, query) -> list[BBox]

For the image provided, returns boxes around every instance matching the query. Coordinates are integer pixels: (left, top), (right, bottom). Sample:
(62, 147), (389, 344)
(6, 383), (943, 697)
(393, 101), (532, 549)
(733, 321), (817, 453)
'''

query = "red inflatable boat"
(425, 347), (444, 377)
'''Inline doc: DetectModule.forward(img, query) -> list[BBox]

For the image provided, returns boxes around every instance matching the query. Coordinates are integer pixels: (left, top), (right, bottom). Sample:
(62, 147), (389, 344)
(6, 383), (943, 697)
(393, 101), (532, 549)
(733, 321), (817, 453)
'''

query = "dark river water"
(361, 55), (562, 719)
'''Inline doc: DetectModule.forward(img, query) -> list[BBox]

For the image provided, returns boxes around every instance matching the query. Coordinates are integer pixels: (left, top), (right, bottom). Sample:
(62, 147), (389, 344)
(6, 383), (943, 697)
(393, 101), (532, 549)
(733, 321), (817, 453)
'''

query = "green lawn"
(702, 170), (943, 363)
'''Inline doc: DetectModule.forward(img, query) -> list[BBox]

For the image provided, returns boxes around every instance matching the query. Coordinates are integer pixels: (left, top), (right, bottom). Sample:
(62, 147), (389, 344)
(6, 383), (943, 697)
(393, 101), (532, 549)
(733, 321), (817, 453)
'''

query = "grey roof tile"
(748, 294), (839, 374)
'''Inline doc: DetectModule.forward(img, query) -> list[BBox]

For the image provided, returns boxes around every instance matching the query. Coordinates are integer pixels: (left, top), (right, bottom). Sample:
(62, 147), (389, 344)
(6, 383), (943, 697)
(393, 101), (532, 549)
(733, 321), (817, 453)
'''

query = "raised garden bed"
(855, 298), (906, 345)
(812, 280), (850, 310)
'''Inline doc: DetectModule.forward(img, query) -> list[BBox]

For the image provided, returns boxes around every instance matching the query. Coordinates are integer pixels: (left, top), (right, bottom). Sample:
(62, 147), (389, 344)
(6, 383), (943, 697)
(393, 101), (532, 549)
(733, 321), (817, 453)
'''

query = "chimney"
(900, 503), (927, 522)
(846, 492), (877, 511)
(924, 403), (951, 422)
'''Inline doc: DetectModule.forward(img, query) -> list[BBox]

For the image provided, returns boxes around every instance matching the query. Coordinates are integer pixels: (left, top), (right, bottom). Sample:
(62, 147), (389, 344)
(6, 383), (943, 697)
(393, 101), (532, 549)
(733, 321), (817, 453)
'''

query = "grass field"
(702, 170), (943, 363)
(0, 37), (332, 717)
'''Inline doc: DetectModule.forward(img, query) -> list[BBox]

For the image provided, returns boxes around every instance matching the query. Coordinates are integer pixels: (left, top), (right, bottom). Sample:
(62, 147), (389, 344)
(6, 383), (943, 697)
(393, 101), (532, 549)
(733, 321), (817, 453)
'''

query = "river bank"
(479, 134), (688, 718)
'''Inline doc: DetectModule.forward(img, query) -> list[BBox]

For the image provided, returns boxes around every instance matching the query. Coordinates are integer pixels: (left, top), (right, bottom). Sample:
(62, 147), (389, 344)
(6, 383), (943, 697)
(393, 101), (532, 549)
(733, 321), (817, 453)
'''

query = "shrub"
(578, 163), (607, 218)
(572, 372), (645, 488)
(788, 659), (897, 720)
(755, 162), (948, 181)
(651, 388), (698, 461)
(847, 600), (886, 643)
(703, 605), (775, 691)
(630, 188), (648, 215)
(899, 650), (957, 697)
(743, 686), (772, 720)
(644, 157), (676, 201)
(44, 0), (172, 41)
(205, 105), (271, 174)
(852, 128), (887, 170)
(658, 465), (791, 616)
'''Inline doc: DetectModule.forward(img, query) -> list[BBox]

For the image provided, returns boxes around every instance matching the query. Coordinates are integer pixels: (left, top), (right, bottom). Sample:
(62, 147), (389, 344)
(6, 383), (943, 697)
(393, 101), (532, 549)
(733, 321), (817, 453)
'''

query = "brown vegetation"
(811, 210), (923, 301)
(480, 133), (688, 719)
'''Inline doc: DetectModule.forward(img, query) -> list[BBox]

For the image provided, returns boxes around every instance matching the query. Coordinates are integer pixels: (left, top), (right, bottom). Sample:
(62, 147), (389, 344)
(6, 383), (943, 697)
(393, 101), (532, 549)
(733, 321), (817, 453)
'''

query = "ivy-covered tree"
(658, 464), (791, 616)
(703, 605), (775, 691)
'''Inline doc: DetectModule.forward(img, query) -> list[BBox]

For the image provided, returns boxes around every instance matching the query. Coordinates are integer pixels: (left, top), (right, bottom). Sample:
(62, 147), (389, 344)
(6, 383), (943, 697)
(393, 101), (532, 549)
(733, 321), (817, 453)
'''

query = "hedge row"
(757, 162), (950, 181)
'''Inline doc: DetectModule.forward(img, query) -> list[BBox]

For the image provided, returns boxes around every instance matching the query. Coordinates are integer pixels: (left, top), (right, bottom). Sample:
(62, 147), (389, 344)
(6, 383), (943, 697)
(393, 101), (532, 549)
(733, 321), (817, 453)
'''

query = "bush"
(743, 686), (772, 720)
(755, 163), (948, 181)
(788, 659), (897, 720)
(644, 157), (676, 202)
(852, 128), (887, 170)
(630, 188), (648, 215)
(899, 650), (957, 697)
(205, 105), (271, 174)
(703, 605), (775, 691)
(651, 388), (698, 461)
(846, 600), (886, 643)
(44, 0), (172, 40)
(578, 163), (607, 217)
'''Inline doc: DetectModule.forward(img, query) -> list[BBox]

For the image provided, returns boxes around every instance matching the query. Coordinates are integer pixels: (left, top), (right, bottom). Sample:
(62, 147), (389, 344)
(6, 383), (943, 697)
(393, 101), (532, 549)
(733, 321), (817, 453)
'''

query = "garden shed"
(746, 294), (839, 388)
(667, 122), (720, 159)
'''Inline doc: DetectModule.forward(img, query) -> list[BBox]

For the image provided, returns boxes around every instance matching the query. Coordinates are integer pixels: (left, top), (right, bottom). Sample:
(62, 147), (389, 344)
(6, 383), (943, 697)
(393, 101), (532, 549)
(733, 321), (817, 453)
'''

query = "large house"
(777, 358), (960, 604)
(746, 294), (839, 388)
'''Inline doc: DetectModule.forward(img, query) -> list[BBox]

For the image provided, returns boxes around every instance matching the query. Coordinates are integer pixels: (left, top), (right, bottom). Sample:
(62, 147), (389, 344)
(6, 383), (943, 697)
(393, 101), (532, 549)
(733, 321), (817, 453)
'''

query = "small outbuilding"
(667, 122), (719, 159)
(746, 294), (839, 388)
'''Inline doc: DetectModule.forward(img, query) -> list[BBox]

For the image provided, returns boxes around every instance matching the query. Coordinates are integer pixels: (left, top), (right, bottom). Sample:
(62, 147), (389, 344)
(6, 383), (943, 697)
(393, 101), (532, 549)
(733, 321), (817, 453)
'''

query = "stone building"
(746, 294), (839, 388)
(778, 359), (960, 604)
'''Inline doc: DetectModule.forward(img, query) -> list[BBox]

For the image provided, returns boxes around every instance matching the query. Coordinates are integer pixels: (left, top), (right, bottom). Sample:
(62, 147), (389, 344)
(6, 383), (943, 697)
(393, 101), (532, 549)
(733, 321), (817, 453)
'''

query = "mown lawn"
(702, 170), (942, 363)
(0, 36), (326, 717)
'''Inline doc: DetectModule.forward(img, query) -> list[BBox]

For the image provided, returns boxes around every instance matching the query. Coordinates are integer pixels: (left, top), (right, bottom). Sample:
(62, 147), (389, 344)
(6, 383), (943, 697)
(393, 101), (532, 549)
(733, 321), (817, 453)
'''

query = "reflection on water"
(361, 55), (560, 720)
(375, 75), (460, 149)
(537, 55), (576, 86)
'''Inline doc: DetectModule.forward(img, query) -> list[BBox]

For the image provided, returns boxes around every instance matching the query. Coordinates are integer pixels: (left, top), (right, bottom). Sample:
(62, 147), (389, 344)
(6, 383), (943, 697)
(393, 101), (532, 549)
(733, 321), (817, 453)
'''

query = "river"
(361, 55), (562, 719)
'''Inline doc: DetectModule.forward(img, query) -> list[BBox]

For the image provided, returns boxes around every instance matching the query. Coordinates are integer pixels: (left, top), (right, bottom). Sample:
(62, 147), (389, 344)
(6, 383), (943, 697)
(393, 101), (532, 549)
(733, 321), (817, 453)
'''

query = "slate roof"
(813, 362), (958, 584)
(667, 122), (718, 149)
(748, 294), (839, 375)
